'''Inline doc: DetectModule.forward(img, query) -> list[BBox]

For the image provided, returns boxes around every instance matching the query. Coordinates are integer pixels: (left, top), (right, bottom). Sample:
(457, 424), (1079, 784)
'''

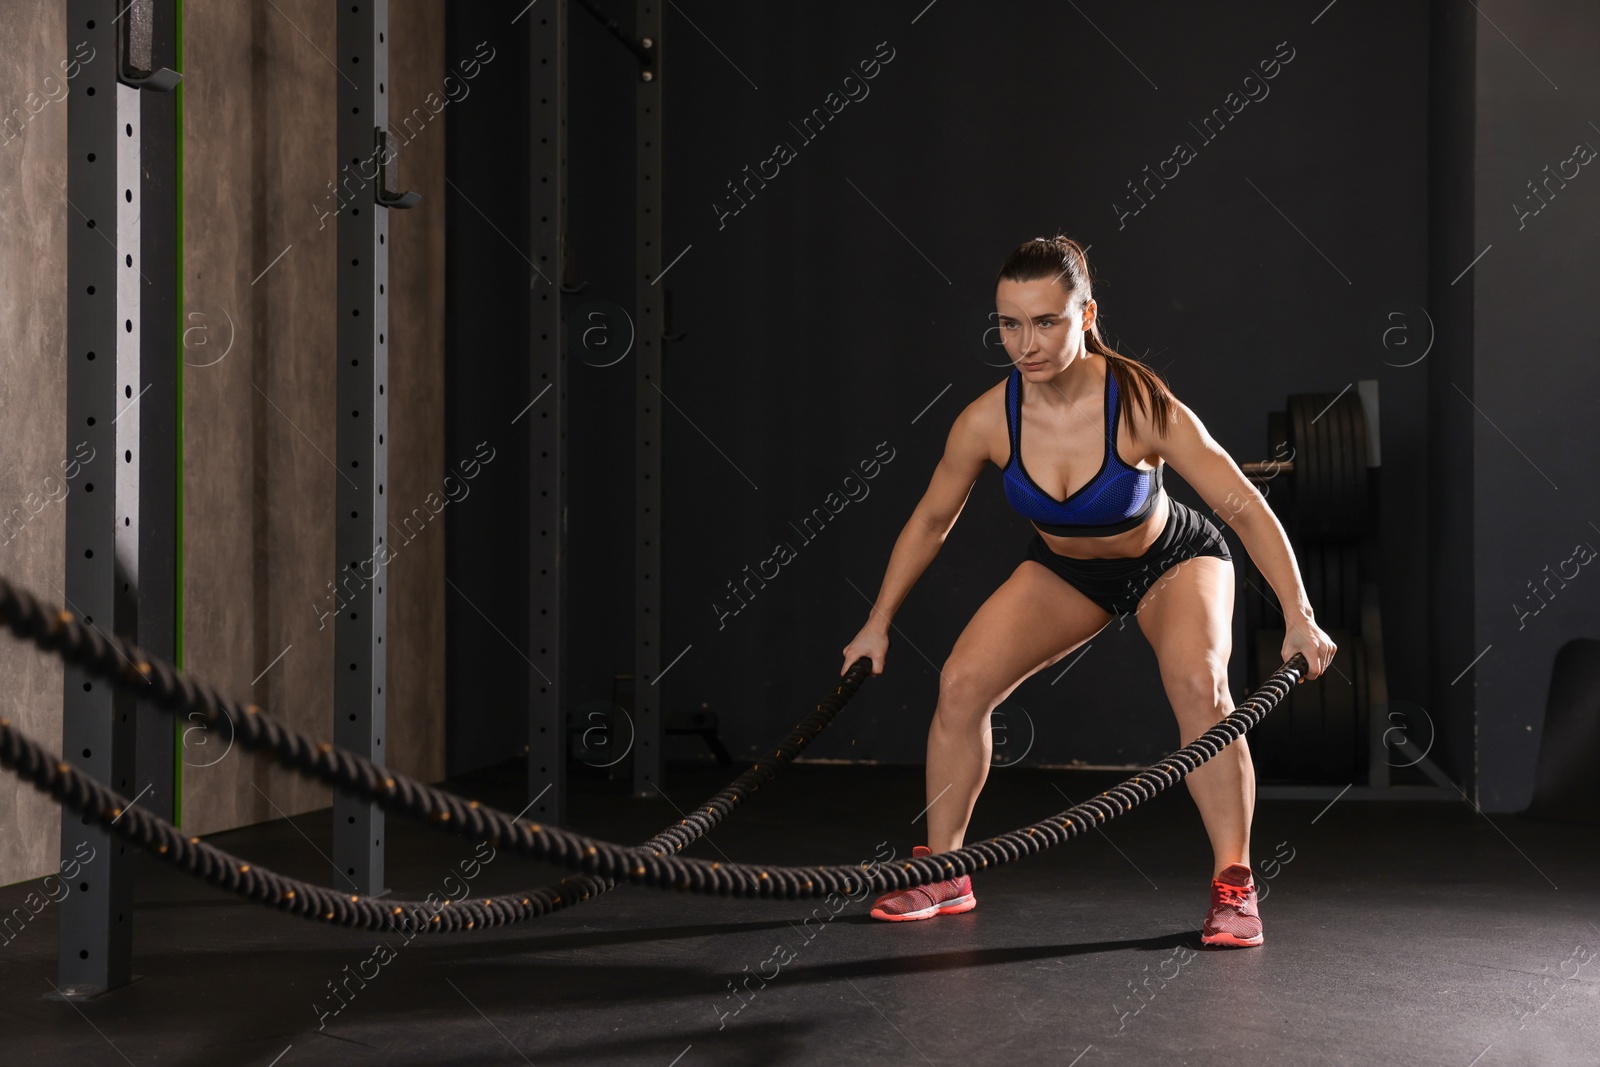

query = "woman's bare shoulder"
(1123, 375), (1198, 462)
(944, 374), (1010, 463)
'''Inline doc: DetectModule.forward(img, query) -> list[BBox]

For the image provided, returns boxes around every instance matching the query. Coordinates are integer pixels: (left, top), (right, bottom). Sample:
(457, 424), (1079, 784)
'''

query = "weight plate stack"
(1251, 628), (1298, 779)
(1249, 626), (1368, 783)
(1312, 543), (1360, 630)
(1286, 391), (1370, 544)
(1247, 390), (1376, 785)
(1315, 627), (1361, 781)
(1341, 542), (1362, 628)
(1301, 545), (1325, 629)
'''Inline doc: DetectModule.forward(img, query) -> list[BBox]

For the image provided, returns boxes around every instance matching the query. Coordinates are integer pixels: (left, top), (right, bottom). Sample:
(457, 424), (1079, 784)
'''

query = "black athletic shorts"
(1023, 498), (1232, 617)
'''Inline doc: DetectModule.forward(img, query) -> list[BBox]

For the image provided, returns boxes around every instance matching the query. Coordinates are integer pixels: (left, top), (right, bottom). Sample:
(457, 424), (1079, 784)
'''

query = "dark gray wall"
(450, 2), (1600, 808)
(653, 2), (1435, 770)
(444, 8), (532, 774)
(1427, 1), (1478, 801)
(1465, 1), (1600, 810)
(446, 1), (1443, 777)
(445, 2), (672, 775)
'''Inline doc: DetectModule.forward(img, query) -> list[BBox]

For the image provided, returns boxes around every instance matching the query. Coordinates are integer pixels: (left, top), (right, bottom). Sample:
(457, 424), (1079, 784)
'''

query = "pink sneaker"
(869, 846), (976, 922)
(1200, 863), (1263, 947)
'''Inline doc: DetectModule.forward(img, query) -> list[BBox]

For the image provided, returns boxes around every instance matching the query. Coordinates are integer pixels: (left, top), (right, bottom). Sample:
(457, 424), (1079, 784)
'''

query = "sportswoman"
(841, 235), (1336, 947)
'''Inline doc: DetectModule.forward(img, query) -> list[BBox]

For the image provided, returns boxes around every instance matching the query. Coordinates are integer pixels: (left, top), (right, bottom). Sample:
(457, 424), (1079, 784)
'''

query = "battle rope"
(0, 651), (872, 932)
(0, 576), (1306, 921)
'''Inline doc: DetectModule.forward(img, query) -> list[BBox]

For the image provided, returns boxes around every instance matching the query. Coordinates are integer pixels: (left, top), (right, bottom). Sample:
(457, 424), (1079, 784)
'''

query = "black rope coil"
(0, 576), (1306, 925)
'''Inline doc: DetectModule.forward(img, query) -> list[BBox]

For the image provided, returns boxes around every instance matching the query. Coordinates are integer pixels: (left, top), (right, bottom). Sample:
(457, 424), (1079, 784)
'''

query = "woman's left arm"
(1149, 397), (1338, 681)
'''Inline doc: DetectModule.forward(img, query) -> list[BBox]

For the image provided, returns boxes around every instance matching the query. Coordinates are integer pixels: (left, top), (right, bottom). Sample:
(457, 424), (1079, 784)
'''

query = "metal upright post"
(57, 0), (180, 999)
(333, 0), (416, 897)
(528, 1), (568, 826)
(632, 0), (663, 797)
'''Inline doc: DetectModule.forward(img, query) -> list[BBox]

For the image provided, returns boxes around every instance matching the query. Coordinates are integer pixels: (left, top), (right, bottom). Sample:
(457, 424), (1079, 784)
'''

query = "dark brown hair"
(994, 234), (1176, 437)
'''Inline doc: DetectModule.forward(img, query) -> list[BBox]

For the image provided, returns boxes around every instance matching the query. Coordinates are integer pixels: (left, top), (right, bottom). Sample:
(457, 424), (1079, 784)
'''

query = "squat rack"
(53, 0), (667, 993)
(57, 0), (181, 999)
(331, 0), (422, 902)
(519, 0), (668, 829)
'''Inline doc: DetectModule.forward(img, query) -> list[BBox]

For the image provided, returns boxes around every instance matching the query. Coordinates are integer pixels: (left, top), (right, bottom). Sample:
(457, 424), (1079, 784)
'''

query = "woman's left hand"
(1282, 617), (1337, 681)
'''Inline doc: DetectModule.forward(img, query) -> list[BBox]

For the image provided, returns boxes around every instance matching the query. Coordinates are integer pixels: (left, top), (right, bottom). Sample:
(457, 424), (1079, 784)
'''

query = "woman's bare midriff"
(1032, 490), (1169, 560)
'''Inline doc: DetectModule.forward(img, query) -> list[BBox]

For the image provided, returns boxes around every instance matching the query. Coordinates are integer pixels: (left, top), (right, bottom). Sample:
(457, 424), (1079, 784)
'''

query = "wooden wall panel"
(0, 0), (445, 883)
(0, 2), (69, 886)
(181, 0), (445, 838)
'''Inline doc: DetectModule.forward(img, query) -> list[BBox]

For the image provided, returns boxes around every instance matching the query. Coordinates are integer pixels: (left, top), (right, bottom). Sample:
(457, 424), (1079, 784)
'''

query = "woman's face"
(994, 278), (1093, 377)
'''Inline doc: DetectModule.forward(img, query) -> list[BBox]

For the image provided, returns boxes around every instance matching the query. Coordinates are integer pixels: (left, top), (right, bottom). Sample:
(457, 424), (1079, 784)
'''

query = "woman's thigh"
(1134, 555), (1236, 730)
(938, 559), (1115, 719)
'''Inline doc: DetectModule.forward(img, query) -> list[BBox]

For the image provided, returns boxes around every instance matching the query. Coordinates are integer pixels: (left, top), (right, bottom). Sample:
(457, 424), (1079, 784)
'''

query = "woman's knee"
(935, 658), (999, 725)
(1167, 665), (1231, 724)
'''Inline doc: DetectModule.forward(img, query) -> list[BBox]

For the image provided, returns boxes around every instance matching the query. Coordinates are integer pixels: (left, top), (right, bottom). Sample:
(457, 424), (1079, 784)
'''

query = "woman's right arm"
(841, 401), (992, 675)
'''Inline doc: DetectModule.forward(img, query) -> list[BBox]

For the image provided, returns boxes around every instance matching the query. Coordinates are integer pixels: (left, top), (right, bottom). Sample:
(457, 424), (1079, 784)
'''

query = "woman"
(840, 235), (1335, 947)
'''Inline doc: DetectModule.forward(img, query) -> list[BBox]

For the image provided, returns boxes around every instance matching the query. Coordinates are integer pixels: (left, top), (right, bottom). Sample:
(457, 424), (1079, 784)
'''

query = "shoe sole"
(869, 893), (976, 922)
(1200, 930), (1263, 947)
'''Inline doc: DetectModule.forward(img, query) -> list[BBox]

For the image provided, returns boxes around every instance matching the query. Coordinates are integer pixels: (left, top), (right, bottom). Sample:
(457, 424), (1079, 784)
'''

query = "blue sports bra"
(1002, 363), (1164, 537)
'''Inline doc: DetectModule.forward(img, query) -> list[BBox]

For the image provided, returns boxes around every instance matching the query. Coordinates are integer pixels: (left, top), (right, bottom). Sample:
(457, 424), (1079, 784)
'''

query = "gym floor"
(2, 762), (1595, 1067)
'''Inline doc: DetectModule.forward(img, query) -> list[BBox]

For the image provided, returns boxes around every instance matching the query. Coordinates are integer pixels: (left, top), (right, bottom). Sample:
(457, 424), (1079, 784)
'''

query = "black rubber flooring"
(1, 761), (1597, 1066)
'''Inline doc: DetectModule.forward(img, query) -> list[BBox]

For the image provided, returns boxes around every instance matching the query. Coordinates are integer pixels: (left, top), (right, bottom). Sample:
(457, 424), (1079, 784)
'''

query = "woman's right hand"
(842, 627), (889, 677)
